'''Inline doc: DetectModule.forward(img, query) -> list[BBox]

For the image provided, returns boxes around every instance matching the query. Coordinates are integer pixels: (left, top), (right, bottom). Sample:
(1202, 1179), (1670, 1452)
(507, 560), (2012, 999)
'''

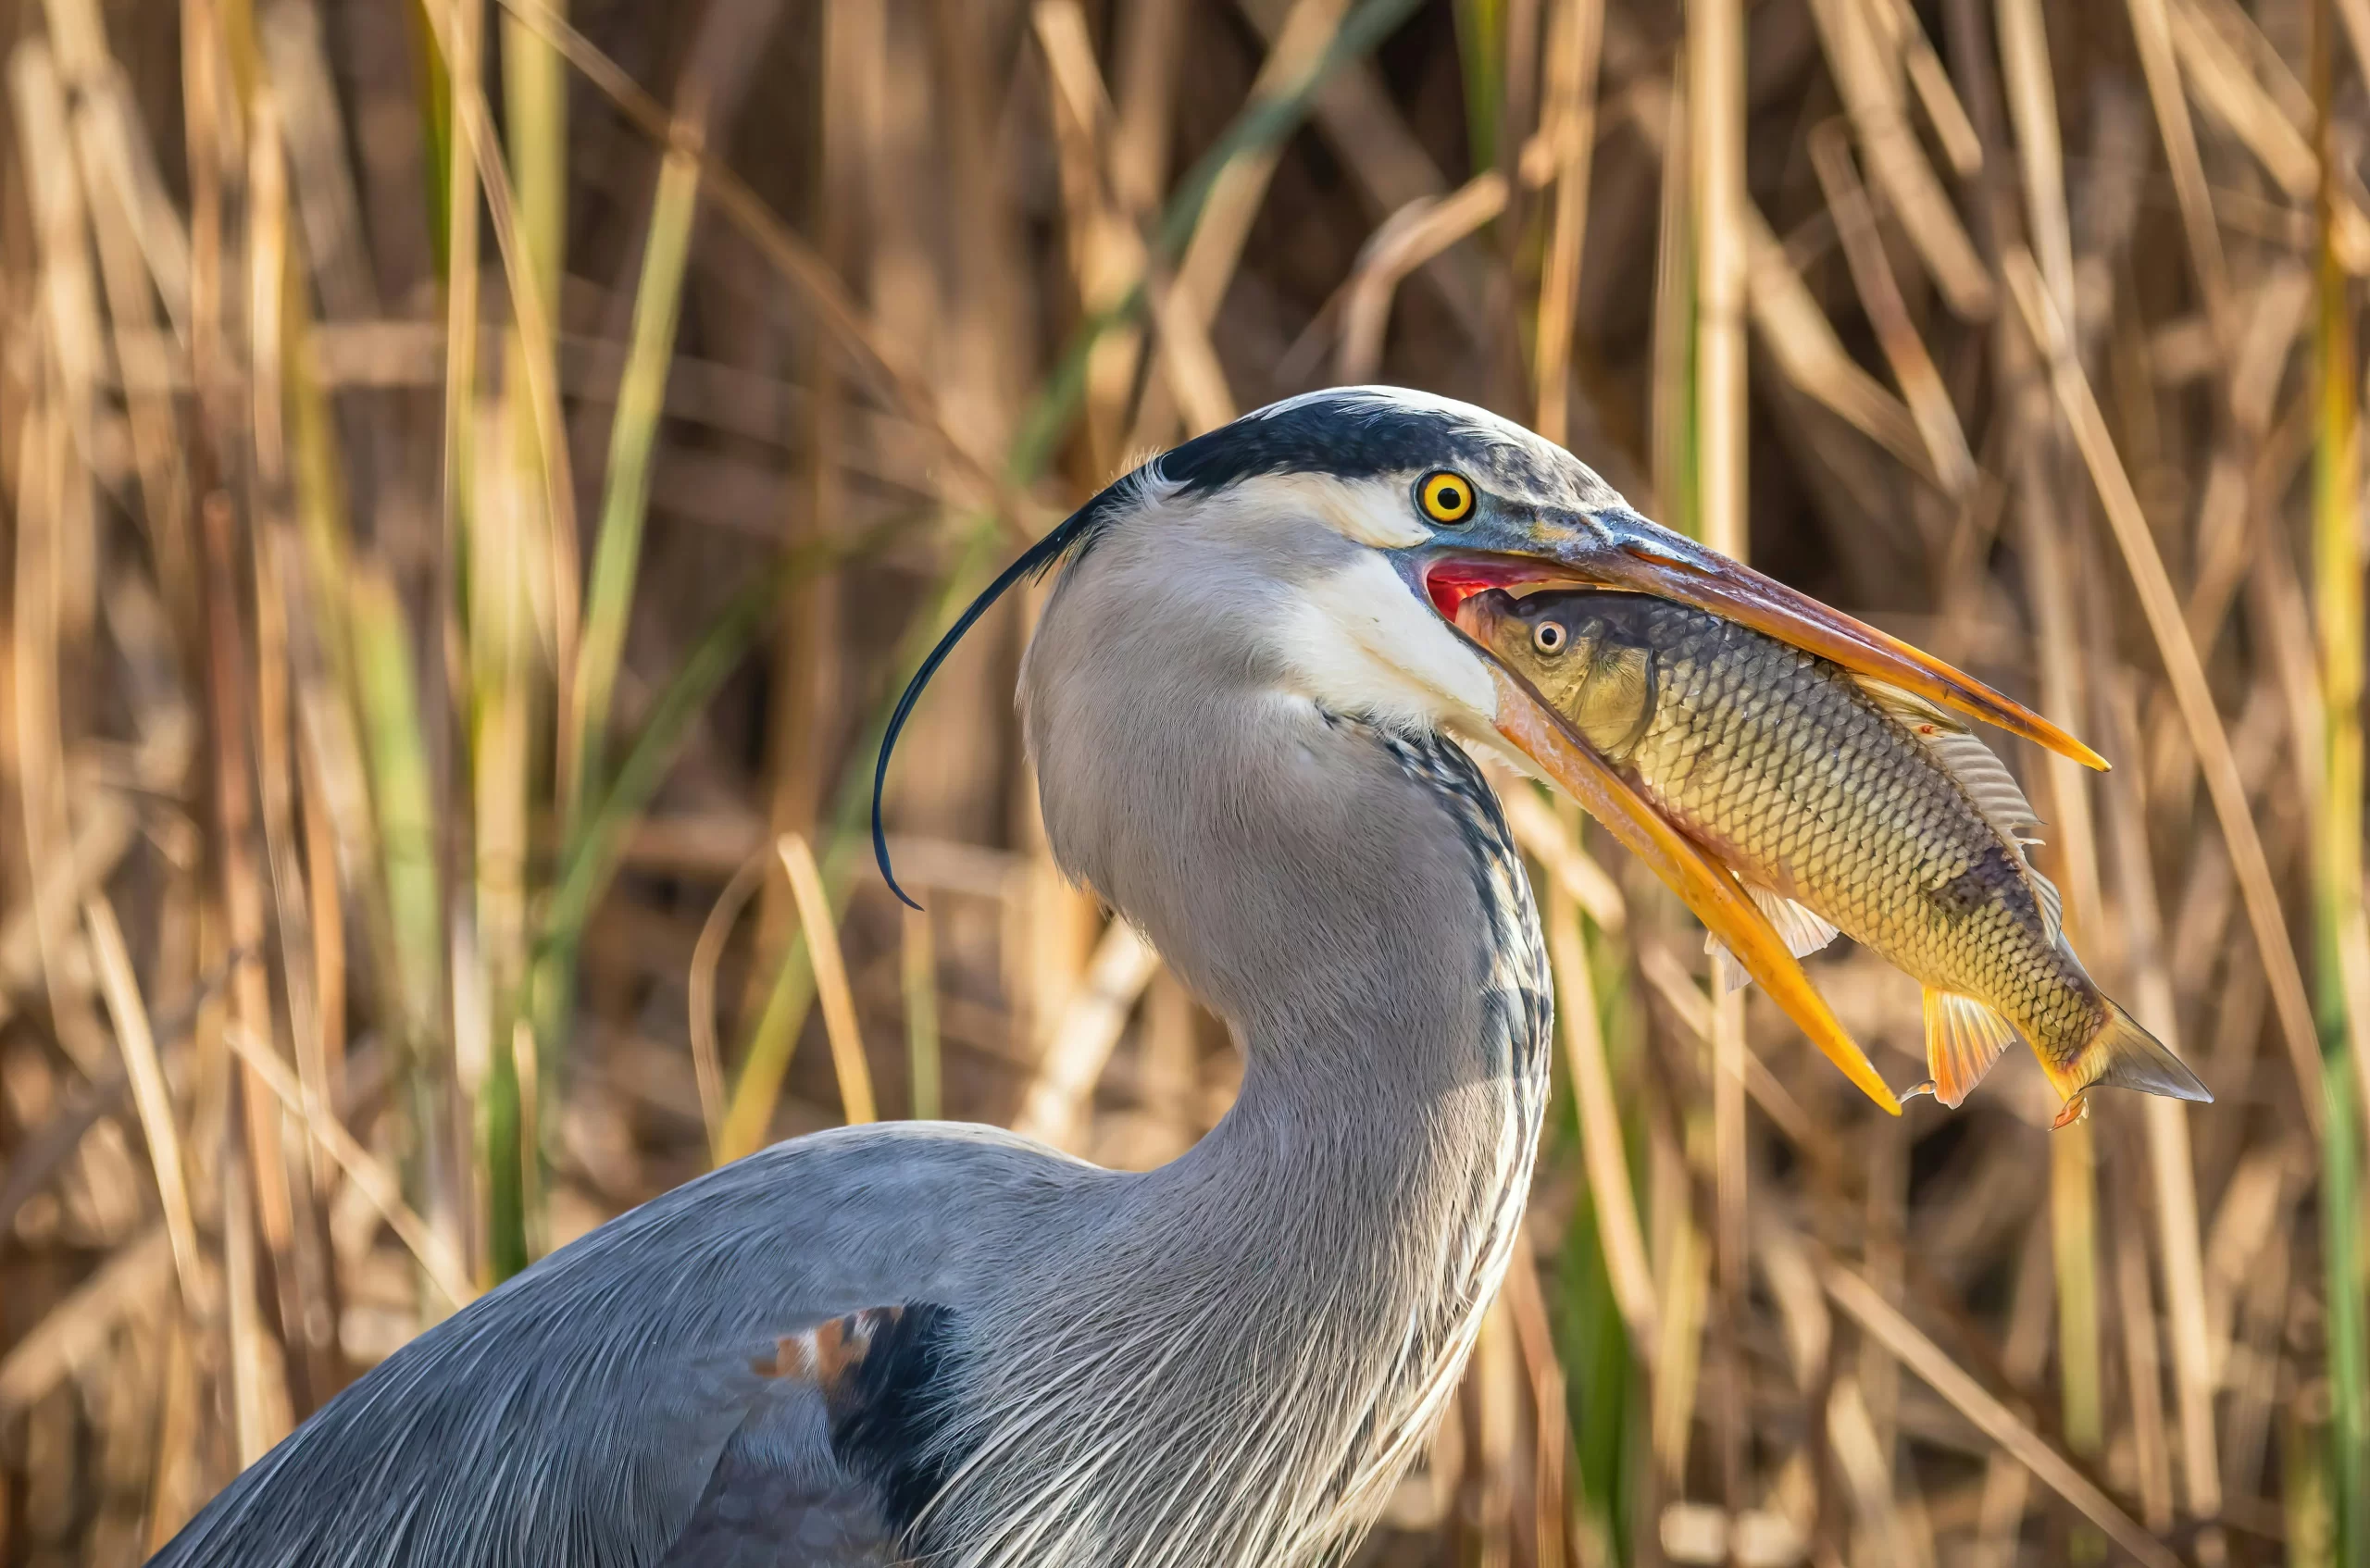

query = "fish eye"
(1416, 470), (1476, 525)
(1532, 620), (1567, 656)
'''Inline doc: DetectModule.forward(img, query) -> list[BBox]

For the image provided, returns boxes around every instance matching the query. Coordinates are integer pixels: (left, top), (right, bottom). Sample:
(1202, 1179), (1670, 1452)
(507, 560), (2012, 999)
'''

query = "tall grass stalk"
(567, 144), (702, 831)
(496, 0), (570, 1277)
(468, 394), (537, 1280)
(530, 136), (705, 1189)
(348, 566), (455, 1284)
(2313, 1), (2367, 1555)
(1690, 0), (1751, 1518)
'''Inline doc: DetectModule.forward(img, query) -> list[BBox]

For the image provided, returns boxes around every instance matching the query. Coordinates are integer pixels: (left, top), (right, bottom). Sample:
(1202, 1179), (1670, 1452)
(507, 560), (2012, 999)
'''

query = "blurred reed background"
(0, 0), (2364, 1563)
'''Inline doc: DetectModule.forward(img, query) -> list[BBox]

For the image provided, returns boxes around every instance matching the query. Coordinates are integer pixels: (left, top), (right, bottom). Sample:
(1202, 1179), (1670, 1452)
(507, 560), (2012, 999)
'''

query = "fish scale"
(1629, 605), (2062, 1013)
(1468, 590), (2212, 1120)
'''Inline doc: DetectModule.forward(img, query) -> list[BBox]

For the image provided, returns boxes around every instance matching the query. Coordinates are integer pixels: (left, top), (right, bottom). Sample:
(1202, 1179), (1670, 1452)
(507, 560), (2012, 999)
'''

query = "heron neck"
(1132, 725), (1554, 1336)
(1266, 727), (1540, 1076)
(1108, 726), (1552, 1557)
(1008, 646), (1554, 1561)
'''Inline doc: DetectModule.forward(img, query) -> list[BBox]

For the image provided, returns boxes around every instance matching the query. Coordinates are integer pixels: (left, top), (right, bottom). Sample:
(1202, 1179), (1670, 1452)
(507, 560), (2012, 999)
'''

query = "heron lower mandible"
(148, 388), (2092, 1568)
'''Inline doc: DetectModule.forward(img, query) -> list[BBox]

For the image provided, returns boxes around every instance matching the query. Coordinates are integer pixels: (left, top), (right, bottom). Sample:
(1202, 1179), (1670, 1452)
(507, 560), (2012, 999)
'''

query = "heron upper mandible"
(148, 388), (2089, 1568)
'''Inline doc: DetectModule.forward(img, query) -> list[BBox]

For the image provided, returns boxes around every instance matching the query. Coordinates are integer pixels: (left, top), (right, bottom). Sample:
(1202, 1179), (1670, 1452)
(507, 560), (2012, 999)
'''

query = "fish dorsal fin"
(1920, 988), (2021, 1107)
(2026, 860), (2066, 945)
(1852, 675), (2065, 941)
(1707, 882), (1843, 995)
(1851, 678), (2042, 838)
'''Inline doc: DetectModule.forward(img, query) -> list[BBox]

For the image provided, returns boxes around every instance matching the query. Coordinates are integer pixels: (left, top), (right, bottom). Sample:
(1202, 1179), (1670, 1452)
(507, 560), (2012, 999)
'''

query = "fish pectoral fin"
(1851, 675), (1957, 729)
(1705, 886), (1842, 995)
(1920, 988), (2021, 1108)
(2058, 1000), (2214, 1109)
(1707, 940), (1753, 997)
(1749, 884), (1843, 958)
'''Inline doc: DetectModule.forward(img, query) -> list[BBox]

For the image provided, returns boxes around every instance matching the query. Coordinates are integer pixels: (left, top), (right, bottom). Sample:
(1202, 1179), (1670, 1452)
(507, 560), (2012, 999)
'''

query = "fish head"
(1455, 589), (1661, 763)
(1456, 587), (1610, 703)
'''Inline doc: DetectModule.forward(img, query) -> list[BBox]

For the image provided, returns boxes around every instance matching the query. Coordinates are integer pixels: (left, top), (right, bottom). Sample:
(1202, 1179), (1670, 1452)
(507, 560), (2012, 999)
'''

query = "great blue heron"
(147, 387), (2094, 1568)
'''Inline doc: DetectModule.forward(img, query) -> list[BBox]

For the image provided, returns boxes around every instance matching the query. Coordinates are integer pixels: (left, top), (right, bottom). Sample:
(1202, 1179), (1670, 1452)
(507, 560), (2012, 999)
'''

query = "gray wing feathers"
(143, 1126), (1078, 1568)
(657, 1398), (897, 1566)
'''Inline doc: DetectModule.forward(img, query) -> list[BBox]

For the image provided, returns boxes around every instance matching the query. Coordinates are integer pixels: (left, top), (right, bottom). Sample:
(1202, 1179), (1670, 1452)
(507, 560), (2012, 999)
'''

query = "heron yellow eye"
(1532, 620), (1566, 655)
(1417, 470), (1476, 525)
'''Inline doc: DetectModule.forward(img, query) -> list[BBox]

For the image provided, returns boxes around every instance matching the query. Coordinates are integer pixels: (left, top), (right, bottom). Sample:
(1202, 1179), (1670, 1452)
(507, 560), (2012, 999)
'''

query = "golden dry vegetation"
(0, 0), (2365, 1565)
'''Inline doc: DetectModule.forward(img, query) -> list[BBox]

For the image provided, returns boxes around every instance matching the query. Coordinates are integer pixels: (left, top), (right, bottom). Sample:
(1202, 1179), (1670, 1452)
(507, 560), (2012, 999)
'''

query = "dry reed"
(0, 3), (2363, 1565)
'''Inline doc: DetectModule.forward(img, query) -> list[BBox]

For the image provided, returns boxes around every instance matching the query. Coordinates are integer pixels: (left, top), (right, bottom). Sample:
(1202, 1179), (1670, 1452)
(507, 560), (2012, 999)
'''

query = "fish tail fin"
(1920, 988), (2019, 1108)
(2048, 999), (2214, 1125)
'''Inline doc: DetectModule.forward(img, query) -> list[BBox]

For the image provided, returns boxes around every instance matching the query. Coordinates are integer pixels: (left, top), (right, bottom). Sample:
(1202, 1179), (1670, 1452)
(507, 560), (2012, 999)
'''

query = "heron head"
(875, 389), (2096, 1108)
(1149, 387), (2098, 757)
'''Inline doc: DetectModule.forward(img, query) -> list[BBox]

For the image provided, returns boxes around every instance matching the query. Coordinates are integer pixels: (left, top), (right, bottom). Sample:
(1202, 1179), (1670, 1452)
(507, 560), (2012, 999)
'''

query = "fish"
(1459, 587), (2211, 1126)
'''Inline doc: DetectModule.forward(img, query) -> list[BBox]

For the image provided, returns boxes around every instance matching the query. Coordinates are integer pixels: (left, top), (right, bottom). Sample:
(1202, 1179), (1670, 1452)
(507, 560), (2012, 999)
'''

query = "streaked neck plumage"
(923, 516), (1553, 1567)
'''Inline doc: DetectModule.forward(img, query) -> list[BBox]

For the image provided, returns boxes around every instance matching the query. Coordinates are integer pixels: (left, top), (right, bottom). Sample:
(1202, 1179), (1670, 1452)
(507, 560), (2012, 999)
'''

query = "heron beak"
(1427, 508), (2107, 771)
(1466, 639), (1902, 1114)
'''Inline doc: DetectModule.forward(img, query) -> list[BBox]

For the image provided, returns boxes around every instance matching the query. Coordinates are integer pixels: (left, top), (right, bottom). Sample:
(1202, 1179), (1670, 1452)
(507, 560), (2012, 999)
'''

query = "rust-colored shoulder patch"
(740, 1301), (964, 1542)
(751, 1304), (908, 1395)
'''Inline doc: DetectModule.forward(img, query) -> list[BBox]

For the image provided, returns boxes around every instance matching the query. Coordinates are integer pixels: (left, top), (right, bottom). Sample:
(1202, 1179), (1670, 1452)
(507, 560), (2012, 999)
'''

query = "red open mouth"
(1421, 554), (1575, 622)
